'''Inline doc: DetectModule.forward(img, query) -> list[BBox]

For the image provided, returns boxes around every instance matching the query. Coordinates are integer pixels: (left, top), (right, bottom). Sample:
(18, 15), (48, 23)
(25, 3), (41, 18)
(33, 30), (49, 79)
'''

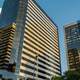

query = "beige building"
(0, 0), (61, 80)
(0, 23), (16, 71)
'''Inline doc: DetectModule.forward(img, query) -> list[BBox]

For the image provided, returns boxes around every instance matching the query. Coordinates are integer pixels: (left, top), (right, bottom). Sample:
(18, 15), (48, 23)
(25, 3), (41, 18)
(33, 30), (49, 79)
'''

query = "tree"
(51, 69), (80, 80)
(63, 70), (80, 80)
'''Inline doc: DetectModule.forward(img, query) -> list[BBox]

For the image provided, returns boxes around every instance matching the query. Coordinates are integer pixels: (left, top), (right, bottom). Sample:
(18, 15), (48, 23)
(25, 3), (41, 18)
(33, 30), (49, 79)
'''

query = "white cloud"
(0, 8), (2, 14)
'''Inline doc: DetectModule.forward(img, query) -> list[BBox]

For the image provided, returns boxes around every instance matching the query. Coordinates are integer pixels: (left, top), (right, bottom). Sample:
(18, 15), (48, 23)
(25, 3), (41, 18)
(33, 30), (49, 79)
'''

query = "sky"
(36, 0), (80, 73)
(0, 0), (80, 74)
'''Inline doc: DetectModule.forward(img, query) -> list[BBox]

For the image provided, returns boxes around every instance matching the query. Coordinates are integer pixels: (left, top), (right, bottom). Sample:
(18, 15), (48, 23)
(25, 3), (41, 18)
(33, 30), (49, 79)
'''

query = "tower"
(65, 22), (80, 71)
(0, 0), (61, 80)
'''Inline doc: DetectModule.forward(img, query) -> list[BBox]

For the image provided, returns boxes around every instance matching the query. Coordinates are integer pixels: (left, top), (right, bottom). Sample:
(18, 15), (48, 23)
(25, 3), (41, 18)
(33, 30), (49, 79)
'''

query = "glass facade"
(65, 24), (80, 49)
(0, 0), (19, 27)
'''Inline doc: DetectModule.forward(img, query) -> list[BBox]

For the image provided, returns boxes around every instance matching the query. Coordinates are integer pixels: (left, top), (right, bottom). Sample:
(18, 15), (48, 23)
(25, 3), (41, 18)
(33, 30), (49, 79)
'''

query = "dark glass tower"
(65, 22), (80, 70)
(0, 0), (19, 27)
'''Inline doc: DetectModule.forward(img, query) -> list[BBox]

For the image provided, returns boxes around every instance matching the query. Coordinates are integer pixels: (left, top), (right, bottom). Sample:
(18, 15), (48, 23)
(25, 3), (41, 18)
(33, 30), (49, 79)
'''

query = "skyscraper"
(65, 22), (80, 71)
(0, 0), (61, 80)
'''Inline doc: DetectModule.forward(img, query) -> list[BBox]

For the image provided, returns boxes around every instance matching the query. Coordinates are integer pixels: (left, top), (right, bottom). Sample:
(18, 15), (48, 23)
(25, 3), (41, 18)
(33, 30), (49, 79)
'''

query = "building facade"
(65, 22), (80, 70)
(0, 0), (61, 80)
(0, 23), (16, 71)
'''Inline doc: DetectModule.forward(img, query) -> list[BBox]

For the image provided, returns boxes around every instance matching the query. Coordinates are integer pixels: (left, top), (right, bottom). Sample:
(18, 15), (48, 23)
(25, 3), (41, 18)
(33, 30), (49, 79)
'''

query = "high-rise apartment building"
(0, 23), (16, 71)
(65, 22), (80, 71)
(0, 0), (61, 80)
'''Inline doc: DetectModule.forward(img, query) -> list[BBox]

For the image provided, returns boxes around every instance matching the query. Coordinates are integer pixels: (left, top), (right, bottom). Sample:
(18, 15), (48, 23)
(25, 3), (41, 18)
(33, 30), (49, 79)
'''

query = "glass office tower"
(0, 0), (61, 80)
(65, 22), (80, 71)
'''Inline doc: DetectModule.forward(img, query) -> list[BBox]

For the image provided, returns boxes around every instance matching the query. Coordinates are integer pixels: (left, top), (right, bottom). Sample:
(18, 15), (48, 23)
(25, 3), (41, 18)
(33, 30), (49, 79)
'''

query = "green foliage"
(63, 70), (80, 80)
(51, 69), (80, 80)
